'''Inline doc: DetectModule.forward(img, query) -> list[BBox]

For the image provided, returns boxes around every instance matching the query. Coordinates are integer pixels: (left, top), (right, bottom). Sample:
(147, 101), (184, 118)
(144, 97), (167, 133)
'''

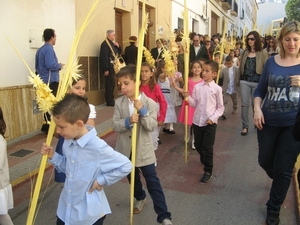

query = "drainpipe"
(206, 0), (209, 35)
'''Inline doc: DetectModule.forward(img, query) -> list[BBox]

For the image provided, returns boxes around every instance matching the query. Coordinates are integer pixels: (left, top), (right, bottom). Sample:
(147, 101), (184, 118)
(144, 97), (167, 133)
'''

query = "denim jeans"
(257, 124), (300, 214)
(240, 80), (258, 129)
(127, 164), (171, 223)
(193, 123), (217, 173)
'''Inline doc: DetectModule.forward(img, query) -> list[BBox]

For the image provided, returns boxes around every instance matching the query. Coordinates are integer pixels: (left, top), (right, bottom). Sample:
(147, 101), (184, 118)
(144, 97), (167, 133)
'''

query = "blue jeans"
(240, 80), (258, 129)
(257, 124), (300, 214)
(193, 123), (217, 174)
(127, 164), (171, 223)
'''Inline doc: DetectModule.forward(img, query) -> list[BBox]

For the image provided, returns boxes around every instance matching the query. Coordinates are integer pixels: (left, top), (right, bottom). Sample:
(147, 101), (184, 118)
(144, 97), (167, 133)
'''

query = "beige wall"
(1, 0), (172, 140)
(75, 0), (172, 106)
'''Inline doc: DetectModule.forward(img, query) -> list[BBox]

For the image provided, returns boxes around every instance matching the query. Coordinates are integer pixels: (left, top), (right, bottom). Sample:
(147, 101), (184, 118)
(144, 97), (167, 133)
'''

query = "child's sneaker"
(191, 135), (196, 150)
(133, 197), (146, 214)
(200, 172), (213, 183)
(191, 142), (196, 150)
(161, 218), (173, 225)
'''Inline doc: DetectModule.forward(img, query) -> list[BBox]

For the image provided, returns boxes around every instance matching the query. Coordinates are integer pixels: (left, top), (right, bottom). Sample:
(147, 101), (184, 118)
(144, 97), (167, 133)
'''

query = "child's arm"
(112, 102), (133, 133)
(134, 98), (158, 132)
(188, 84), (198, 108)
(208, 87), (224, 123)
(93, 143), (132, 190)
(171, 78), (185, 94)
(0, 137), (7, 172)
(41, 143), (55, 159)
(219, 68), (224, 79)
(86, 104), (96, 127)
(41, 143), (66, 173)
(155, 85), (167, 126)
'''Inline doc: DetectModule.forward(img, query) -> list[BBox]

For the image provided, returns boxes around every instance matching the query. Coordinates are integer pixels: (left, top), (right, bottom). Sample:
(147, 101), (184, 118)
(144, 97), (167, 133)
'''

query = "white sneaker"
(161, 218), (173, 225)
(133, 197), (146, 214)
(191, 135), (195, 150)
(192, 143), (196, 150)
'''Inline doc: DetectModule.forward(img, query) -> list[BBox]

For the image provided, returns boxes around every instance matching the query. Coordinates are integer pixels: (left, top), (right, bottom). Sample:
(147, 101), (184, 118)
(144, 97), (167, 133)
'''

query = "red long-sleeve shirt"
(140, 84), (167, 123)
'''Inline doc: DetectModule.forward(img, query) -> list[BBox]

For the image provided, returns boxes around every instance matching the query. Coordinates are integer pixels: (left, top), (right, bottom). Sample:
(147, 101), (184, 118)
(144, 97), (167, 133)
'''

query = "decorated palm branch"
(182, 0), (190, 163)
(7, 1), (101, 224)
(143, 47), (155, 68)
(130, 0), (148, 224)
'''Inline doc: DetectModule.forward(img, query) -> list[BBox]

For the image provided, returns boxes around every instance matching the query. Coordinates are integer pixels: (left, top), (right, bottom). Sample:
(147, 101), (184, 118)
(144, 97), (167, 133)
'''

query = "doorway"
(115, 11), (123, 54)
(211, 12), (218, 36)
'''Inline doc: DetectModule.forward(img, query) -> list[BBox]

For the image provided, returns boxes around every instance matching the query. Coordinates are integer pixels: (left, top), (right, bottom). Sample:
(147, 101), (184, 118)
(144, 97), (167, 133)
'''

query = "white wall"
(257, 1), (286, 34)
(171, 0), (207, 35)
(0, 0), (75, 87)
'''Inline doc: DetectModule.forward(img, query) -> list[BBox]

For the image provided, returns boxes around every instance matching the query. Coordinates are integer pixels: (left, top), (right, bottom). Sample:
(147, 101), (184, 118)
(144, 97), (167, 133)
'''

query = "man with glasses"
(189, 34), (209, 63)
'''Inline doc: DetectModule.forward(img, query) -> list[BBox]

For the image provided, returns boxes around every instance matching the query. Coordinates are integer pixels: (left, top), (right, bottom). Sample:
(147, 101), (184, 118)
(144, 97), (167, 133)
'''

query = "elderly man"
(189, 34), (209, 63)
(100, 30), (122, 106)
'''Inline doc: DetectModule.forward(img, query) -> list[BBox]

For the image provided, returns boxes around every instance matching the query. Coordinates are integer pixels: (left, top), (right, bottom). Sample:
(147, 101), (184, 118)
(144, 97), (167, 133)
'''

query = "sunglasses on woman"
(247, 38), (255, 41)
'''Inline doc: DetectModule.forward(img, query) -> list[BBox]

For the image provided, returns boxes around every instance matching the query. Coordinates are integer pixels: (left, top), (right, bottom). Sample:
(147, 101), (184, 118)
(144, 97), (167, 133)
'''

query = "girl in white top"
(0, 107), (14, 225)
(69, 75), (96, 125)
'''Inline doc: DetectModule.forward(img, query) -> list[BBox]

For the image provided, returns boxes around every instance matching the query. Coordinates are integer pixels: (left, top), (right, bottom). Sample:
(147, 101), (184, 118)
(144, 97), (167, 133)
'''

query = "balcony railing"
(221, 0), (232, 11)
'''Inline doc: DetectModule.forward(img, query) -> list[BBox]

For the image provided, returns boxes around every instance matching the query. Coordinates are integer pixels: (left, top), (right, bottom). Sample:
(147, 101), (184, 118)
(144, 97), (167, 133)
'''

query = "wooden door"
(115, 11), (123, 54)
(211, 12), (218, 36)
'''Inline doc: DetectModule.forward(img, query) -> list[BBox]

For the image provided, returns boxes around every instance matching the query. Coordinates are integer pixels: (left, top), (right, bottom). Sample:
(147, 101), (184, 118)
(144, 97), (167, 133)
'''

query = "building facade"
(1, 0), (173, 140)
(1, 0), (258, 140)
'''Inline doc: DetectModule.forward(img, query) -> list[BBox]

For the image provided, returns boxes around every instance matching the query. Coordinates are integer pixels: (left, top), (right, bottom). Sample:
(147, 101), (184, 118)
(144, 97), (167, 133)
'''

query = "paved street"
(8, 104), (297, 225)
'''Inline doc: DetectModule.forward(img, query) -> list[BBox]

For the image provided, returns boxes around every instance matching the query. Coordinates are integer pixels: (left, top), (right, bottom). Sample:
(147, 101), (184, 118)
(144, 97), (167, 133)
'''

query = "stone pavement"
(7, 103), (299, 225)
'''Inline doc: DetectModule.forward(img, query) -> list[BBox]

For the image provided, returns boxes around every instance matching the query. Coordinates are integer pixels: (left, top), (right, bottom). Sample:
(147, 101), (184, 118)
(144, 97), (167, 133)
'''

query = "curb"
(11, 127), (114, 188)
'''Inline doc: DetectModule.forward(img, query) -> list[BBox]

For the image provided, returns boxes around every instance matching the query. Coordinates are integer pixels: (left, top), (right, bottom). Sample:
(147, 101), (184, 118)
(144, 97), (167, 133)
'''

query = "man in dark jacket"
(123, 36), (138, 65)
(151, 38), (164, 66)
(100, 30), (122, 106)
(189, 34), (209, 63)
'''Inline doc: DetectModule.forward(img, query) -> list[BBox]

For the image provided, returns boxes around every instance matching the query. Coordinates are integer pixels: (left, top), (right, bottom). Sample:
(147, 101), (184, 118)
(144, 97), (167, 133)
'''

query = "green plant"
(285, 0), (300, 22)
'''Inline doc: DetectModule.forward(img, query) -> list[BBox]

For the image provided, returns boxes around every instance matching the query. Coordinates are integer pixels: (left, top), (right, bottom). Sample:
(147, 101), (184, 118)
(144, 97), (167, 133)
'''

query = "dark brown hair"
(0, 107), (6, 136)
(52, 94), (89, 124)
(245, 31), (263, 52)
(141, 62), (156, 92)
(116, 64), (137, 81)
(203, 60), (219, 74)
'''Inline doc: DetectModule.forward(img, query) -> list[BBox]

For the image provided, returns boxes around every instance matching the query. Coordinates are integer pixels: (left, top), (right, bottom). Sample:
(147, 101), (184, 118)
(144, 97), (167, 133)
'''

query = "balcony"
(230, 1), (238, 17)
(221, 0), (232, 11)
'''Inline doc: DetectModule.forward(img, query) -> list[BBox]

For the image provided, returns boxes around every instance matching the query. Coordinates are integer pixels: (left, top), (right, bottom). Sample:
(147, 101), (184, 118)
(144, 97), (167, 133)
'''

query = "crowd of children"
(5, 31), (279, 225)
